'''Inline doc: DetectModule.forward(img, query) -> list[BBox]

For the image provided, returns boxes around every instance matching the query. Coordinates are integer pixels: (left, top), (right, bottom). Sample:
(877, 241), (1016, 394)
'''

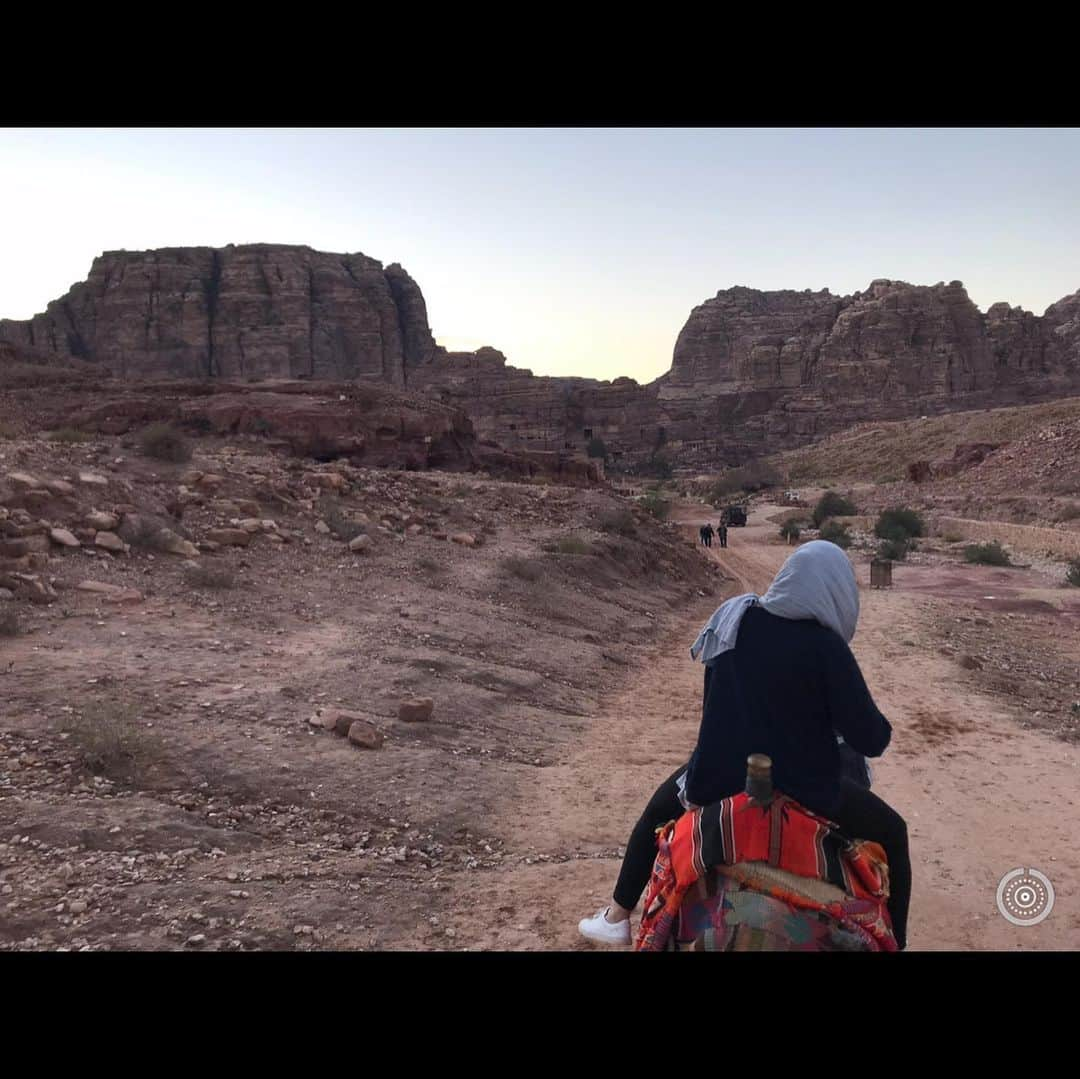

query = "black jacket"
(684, 604), (891, 816)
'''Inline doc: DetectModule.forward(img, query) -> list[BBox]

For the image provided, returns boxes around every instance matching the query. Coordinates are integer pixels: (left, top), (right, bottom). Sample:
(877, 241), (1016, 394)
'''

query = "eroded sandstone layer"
(4, 245), (1080, 466)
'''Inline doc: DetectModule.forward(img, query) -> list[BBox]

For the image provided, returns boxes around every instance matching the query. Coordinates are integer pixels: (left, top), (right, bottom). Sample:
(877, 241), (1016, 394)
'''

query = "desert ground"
(2, 424), (1079, 951)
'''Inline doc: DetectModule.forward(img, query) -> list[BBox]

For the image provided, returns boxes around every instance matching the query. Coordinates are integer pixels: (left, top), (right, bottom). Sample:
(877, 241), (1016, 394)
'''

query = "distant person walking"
(718, 523), (728, 548)
(700, 523), (714, 548)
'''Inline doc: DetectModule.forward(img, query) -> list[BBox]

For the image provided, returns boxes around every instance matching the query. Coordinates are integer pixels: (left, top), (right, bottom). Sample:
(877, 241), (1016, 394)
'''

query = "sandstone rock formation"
(5, 245), (1080, 468)
(0, 245), (435, 384)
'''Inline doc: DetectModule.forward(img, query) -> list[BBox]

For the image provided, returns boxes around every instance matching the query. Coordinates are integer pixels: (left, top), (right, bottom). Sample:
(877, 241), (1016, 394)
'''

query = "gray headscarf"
(690, 540), (859, 664)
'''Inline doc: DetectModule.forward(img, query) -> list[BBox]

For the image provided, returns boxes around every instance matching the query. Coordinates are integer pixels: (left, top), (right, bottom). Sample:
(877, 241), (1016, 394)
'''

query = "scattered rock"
(75, 580), (143, 603)
(157, 530), (200, 558)
(79, 472), (109, 487)
(398, 697), (434, 723)
(348, 534), (371, 553)
(6, 472), (41, 489)
(94, 531), (127, 553)
(44, 479), (76, 497)
(450, 533), (477, 547)
(86, 511), (120, 531)
(206, 528), (251, 547)
(314, 521), (331, 535)
(347, 720), (384, 750)
(49, 528), (81, 548)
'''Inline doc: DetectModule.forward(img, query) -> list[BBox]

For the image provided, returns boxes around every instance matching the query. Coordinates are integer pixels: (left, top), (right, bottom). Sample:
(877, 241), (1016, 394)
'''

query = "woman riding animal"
(578, 540), (911, 950)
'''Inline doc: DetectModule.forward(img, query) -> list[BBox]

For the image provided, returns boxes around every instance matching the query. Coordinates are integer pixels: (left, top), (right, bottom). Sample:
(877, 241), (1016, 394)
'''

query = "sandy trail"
(469, 500), (1080, 950)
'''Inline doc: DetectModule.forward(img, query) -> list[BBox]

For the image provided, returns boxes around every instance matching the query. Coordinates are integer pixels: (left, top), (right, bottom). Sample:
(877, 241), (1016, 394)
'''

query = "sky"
(1, 127), (1078, 384)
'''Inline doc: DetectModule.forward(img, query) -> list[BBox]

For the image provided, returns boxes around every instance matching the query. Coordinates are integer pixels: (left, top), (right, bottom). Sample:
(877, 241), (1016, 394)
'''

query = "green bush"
(49, 426), (94, 444)
(875, 508), (925, 542)
(647, 454), (674, 480)
(878, 538), (909, 561)
(598, 509), (636, 536)
(964, 541), (1011, 566)
(1066, 559), (1080, 587)
(819, 520), (852, 549)
(779, 520), (802, 544)
(586, 437), (608, 460)
(139, 423), (192, 463)
(555, 535), (591, 556)
(813, 492), (856, 527)
(640, 490), (670, 520)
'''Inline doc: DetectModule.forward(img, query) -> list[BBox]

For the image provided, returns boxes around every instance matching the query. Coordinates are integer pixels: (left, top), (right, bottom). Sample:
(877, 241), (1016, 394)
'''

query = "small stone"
(78, 472), (109, 487)
(185, 933), (206, 946)
(75, 580), (143, 603)
(6, 471), (41, 488)
(450, 533), (477, 547)
(69, 900), (88, 915)
(398, 697), (434, 723)
(206, 528), (251, 547)
(85, 511), (120, 531)
(158, 530), (200, 558)
(348, 534), (371, 552)
(314, 521), (331, 535)
(347, 720), (384, 750)
(94, 531), (126, 552)
(49, 528), (81, 548)
(45, 479), (77, 496)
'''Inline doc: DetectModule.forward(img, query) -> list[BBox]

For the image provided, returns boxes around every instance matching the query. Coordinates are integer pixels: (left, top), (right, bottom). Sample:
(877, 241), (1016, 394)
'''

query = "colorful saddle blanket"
(635, 792), (897, 952)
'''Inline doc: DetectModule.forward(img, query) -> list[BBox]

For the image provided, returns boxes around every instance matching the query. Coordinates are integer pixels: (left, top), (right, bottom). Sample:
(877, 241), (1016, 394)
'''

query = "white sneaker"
(578, 906), (632, 946)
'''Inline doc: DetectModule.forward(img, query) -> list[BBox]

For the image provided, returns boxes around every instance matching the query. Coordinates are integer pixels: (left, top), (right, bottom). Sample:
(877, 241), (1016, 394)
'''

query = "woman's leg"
(610, 765), (688, 916)
(828, 779), (911, 950)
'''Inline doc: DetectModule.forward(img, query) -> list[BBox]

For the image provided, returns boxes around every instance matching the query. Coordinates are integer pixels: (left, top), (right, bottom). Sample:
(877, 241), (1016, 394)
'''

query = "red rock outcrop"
(0, 245), (434, 384)
(5, 247), (1080, 469)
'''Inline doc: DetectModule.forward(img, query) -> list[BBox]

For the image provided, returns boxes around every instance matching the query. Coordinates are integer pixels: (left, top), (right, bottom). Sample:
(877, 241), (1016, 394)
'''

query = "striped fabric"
(635, 791), (897, 953)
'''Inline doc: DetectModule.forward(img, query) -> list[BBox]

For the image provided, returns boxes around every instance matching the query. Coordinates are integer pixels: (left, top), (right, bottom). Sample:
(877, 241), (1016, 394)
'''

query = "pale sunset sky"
(2, 127), (1078, 383)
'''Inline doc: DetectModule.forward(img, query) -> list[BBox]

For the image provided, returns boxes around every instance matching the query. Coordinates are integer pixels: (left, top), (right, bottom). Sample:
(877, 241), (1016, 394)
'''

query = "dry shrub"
(318, 497), (357, 541)
(120, 514), (174, 552)
(555, 535), (591, 555)
(964, 541), (1011, 566)
(502, 555), (544, 582)
(61, 699), (163, 780)
(185, 564), (235, 590)
(49, 427), (94, 444)
(597, 508), (636, 536)
(139, 423), (192, 463)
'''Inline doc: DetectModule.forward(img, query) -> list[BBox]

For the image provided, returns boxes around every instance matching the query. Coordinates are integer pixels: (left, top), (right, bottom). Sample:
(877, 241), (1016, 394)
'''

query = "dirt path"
(461, 500), (1080, 950)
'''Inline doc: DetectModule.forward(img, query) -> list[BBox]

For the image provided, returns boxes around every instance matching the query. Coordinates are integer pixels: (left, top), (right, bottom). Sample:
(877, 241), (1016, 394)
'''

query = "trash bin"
(870, 559), (892, 588)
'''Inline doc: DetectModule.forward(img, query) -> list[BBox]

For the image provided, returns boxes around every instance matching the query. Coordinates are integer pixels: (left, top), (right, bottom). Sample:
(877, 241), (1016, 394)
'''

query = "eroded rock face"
(0, 245), (435, 385)
(5, 247), (1080, 467)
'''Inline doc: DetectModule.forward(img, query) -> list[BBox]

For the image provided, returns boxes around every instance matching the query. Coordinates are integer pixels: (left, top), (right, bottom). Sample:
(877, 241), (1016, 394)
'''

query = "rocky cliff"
(4, 246), (1080, 468)
(0, 245), (435, 385)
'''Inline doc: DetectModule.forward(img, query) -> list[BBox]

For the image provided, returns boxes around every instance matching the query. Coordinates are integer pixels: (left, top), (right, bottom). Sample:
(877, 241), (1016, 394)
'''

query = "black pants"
(611, 768), (911, 950)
